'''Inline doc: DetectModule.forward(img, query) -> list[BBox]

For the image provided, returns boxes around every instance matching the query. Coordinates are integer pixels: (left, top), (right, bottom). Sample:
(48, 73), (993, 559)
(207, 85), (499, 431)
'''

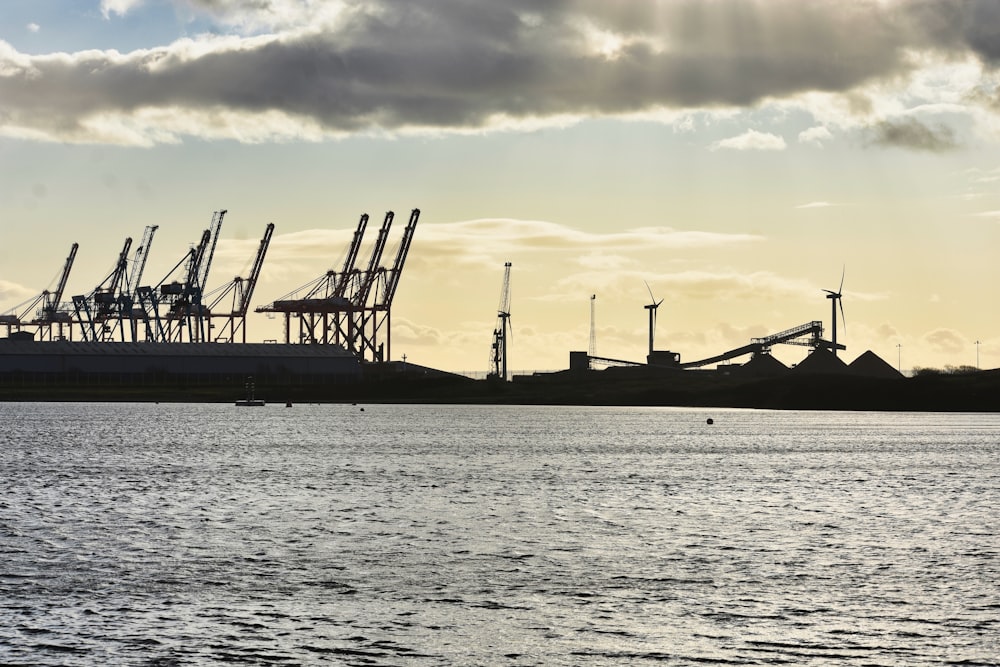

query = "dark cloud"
(867, 118), (960, 152)
(1, 0), (999, 143)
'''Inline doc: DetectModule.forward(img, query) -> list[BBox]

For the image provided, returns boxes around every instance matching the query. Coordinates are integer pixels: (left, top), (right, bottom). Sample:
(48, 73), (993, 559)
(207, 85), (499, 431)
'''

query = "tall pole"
(976, 340), (981, 370)
(897, 343), (902, 373)
(589, 294), (596, 358)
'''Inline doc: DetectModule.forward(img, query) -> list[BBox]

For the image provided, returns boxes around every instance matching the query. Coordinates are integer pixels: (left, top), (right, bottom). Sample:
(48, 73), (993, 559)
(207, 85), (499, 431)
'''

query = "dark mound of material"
(849, 350), (903, 379)
(734, 353), (789, 377)
(794, 348), (848, 375)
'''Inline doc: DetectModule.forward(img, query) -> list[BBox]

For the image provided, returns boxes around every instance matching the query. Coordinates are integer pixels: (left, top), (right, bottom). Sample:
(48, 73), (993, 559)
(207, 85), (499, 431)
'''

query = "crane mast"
(198, 210), (226, 294)
(127, 225), (159, 296)
(47, 243), (79, 317)
(353, 211), (394, 309)
(334, 214), (369, 298)
(380, 208), (420, 308)
(489, 262), (512, 381)
(209, 223), (275, 343)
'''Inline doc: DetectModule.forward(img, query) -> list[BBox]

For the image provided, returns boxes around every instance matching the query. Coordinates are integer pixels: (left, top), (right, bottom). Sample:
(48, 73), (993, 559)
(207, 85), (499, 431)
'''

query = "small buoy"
(706, 418), (714, 425)
(285, 401), (293, 408)
(360, 407), (365, 412)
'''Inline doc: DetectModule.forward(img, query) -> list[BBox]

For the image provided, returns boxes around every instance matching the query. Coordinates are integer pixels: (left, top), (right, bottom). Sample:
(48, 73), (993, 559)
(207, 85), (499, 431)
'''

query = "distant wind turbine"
(644, 281), (663, 357)
(823, 267), (847, 356)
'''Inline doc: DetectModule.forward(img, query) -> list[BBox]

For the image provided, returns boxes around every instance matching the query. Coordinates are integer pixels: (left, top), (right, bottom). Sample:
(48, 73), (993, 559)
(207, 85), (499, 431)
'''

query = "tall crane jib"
(122, 225), (158, 341)
(489, 262), (512, 382)
(208, 222), (274, 343)
(334, 214), (369, 298)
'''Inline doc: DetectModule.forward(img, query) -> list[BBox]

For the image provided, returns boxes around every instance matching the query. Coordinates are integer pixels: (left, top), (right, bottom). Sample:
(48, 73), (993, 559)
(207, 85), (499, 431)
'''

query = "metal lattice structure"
(488, 262), (512, 381)
(256, 208), (420, 362)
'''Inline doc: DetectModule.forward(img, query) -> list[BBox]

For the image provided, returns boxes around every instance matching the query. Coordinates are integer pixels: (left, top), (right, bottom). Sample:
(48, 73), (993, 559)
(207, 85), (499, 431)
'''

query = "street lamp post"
(897, 343), (902, 374)
(975, 340), (981, 370)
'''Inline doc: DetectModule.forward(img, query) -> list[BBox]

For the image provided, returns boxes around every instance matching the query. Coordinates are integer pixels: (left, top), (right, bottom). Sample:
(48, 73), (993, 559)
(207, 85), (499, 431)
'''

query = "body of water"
(1, 403), (997, 665)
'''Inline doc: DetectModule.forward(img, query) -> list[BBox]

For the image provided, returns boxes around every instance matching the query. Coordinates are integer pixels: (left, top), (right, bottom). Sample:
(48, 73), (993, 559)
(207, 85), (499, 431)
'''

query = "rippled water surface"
(1, 403), (998, 665)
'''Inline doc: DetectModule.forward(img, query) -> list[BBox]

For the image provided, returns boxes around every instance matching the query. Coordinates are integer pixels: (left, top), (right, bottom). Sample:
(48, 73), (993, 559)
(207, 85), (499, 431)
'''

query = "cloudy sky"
(2, 0), (999, 373)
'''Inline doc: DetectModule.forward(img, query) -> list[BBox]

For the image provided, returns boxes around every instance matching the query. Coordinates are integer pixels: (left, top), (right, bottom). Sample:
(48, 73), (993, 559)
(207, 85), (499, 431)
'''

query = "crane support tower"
(207, 223), (275, 343)
(255, 208), (421, 363)
(488, 262), (512, 381)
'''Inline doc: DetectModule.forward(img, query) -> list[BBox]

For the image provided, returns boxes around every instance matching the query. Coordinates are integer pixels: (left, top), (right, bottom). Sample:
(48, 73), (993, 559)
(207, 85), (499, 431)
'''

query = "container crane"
(0, 243), (79, 340)
(208, 223), (274, 343)
(254, 207), (419, 362)
(72, 236), (132, 342)
(122, 225), (158, 341)
(489, 262), (512, 381)
(32, 243), (79, 340)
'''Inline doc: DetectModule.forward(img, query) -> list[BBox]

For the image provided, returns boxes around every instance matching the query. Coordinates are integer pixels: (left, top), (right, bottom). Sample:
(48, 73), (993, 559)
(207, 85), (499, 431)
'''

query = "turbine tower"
(644, 281), (663, 357)
(823, 268), (847, 356)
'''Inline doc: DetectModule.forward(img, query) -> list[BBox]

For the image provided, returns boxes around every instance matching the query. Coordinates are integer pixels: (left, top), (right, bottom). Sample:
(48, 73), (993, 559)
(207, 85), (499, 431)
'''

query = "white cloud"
(2, 1), (1000, 145)
(26, 23), (40, 33)
(795, 201), (834, 209)
(0, 280), (40, 313)
(798, 125), (832, 145)
(710, 130), (787, 152)
(100, 0), (146, 19)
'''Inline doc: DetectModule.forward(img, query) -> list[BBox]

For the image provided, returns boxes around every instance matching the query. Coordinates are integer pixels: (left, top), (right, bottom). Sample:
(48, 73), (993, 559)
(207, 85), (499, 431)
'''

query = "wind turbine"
(823, 268), (846, 356)
(644, 281), (663, 357)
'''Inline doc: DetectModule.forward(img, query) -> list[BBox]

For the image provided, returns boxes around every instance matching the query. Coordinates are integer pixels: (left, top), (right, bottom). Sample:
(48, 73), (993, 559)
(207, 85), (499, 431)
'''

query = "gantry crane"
(256, 208), (420, 362)
(489, 262), (512, 381)
(207, 222), (274, 343)
(149, 210), (225, 342)
(72, 236), (133, 342)
(0, 243), (79, 340)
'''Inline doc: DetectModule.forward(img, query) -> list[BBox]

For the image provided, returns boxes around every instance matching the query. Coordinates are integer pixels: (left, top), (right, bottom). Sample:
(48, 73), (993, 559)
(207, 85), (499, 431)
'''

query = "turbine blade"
(839, 265), (845, 294)
(645, 280), (656, 304)
(839, 299), (846, 335)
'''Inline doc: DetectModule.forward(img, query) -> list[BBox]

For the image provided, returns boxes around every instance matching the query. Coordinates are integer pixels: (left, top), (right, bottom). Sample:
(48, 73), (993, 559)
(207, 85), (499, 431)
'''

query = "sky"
(1, 0), (1000, 374)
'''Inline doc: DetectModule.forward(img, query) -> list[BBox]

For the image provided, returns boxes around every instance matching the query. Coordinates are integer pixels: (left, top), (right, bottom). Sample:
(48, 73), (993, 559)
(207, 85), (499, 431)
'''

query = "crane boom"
(108, 237), (133, 299)
(380, 208), (420, 307)
(197, 210), (226, 292)
(45, 243), (79, 316)
(186, 229), (211, 298)
(238, 223), (274, 315)
(353, 211), (394, 307)
(497, 261), (512, 316)
(334, 213), (369, 298)
(127, 225), (158, 296)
